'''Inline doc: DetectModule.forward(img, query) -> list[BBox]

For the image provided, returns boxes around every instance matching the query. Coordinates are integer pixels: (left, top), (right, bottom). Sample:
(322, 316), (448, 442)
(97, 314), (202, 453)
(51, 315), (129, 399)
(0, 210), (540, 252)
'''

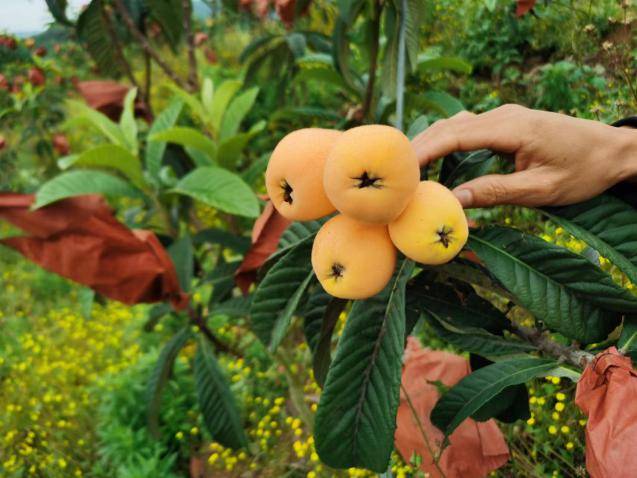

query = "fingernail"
(453, 188), (473, 208)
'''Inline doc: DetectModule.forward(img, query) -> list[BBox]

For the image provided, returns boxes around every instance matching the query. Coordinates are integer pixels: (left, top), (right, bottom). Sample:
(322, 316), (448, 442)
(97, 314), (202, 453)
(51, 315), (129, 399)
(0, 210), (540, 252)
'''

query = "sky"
(0, 0), (86, 36)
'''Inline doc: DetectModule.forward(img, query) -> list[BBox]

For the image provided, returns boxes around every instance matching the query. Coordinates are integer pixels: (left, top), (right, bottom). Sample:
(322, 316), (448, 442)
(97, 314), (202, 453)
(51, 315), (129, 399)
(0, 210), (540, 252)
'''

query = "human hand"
(412, 104), (637, 208)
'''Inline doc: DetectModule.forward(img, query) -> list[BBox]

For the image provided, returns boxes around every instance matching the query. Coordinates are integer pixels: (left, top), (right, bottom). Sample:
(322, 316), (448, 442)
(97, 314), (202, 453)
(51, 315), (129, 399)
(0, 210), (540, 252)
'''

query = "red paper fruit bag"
(575, 347), (637, 478)
(0, 193), (188, 310)
(395, 337), (509, 478)
(235, 200), (290, 294)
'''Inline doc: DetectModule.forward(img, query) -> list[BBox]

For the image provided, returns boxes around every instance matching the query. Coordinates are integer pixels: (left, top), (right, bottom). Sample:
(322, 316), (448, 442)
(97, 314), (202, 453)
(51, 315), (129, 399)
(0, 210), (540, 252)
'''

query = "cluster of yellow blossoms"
(0, 265), (143, 476)
(510, 375), (587, 477)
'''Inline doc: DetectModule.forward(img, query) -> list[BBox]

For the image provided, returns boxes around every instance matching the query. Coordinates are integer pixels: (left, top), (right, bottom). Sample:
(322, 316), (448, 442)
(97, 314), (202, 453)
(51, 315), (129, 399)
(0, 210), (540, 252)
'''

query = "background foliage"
(2, 0), (637, 476)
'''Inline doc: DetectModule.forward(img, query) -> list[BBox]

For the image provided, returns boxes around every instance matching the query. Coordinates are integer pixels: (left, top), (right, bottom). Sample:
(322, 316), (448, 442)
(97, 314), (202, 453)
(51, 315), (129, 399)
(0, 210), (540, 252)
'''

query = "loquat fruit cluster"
(266, 124), (468, 300)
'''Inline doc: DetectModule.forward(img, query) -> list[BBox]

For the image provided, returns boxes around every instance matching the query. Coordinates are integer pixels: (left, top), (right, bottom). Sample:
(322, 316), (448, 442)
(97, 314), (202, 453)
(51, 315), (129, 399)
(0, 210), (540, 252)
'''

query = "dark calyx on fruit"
(436, 226), (453, 248)
(281, 179), (293, 204)
(354, 171), (382, 189)
(330, 262), (345, 280)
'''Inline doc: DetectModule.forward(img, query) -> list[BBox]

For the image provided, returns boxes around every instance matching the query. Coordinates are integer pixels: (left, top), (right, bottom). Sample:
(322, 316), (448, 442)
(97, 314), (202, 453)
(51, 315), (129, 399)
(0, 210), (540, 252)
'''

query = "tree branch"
(187, 305), (242, 357)
(395, 0), (408, 131)
(426, 261), (595, 370)
(182, 0), (199, 90)
(101, 4), (139, 89)
(509, 321), (594, 369)
(361, 0), (382, 122)
(143, 50), (152, 109)
(113, 0), (192, 91)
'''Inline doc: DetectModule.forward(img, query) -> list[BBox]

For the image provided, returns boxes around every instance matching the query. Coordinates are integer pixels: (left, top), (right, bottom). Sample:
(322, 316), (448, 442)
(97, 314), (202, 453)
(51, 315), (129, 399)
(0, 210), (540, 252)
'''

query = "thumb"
(452, 171), (547, 208)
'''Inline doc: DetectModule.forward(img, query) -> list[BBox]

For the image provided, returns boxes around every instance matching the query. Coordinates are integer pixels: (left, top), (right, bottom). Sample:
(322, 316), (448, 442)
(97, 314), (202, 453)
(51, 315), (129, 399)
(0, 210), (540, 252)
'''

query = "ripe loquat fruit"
(311, 215), (396, 299)
(265, 128), (342, 220)
(388, 181), (468, 265)
(323, 124), (419, 224)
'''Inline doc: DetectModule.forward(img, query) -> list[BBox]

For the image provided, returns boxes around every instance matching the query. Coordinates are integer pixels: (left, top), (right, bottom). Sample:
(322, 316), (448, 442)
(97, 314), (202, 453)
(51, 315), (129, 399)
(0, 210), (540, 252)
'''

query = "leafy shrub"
(531, 60), (607, 115)
(91, 353), (192, 478)
(3, 1), (637, 476)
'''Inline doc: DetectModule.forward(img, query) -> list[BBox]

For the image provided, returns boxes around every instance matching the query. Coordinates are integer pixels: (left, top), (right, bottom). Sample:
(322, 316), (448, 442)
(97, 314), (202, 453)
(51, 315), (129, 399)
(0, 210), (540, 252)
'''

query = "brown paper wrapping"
(395, 337), (509, 477)
(76, 80), (151, 121)
(235, 201), (290, 294)
(575, 347), (637, 478)
(0, 193), (188, 310)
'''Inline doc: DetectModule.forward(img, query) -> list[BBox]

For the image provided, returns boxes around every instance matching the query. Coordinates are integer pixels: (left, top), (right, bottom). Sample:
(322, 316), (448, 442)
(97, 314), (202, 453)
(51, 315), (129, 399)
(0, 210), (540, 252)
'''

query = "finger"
(448, 110), (476, 121)
(452, 169), (555, 208)
(412, 105), (528, 166)
(412, 111), (476, 155)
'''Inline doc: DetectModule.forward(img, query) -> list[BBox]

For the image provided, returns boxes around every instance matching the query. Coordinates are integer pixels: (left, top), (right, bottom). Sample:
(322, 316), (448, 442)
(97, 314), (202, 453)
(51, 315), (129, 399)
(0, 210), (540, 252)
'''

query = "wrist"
(613, 127), (637, 183)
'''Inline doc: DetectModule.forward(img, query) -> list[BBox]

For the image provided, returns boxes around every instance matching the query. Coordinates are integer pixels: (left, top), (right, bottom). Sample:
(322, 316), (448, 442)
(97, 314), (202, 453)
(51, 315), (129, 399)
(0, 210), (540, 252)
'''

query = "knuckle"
(497, 103), (525, 115)
(483, 180), (509, 204)
(450, 110), (474, 121)
(430, 118), (447, 130)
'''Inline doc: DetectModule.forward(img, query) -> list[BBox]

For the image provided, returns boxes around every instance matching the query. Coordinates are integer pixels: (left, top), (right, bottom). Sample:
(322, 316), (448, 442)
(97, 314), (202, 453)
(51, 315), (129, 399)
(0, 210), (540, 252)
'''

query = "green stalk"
(395, 0), (408, 131)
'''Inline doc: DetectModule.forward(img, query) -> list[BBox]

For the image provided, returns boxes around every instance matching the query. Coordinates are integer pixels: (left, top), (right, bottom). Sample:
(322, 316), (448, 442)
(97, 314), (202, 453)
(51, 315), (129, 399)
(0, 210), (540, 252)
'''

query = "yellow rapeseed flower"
(548, 425), (558, 435)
